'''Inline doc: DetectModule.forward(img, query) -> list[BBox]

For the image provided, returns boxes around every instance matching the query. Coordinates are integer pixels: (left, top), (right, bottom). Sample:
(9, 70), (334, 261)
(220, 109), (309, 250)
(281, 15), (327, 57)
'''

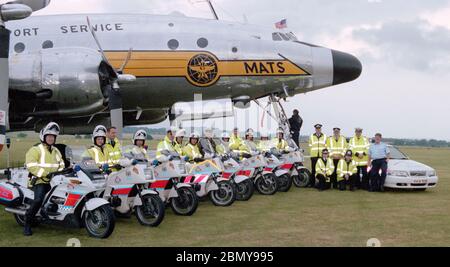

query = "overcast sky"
(26, 0), (450, 140)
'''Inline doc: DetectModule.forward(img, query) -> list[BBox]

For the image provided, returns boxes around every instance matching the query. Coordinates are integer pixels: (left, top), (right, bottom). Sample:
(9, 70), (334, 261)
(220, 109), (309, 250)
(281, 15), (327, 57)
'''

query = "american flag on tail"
(275, 19), (287, 29)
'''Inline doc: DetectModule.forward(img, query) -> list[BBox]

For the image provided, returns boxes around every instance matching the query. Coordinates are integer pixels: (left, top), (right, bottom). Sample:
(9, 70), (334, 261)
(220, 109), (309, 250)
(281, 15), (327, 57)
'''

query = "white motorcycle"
(0, 167), (115, 238)
(77, 158), (166, 227)
(279, 149), (312, 188)
(263, 149), (293, 192)
(220, 153), (255, 201)
(184, 155), (236, 207)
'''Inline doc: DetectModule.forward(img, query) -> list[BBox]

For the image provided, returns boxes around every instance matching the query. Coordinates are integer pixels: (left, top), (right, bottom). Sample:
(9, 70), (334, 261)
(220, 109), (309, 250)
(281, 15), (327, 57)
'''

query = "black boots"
(23, 224), (33, 236)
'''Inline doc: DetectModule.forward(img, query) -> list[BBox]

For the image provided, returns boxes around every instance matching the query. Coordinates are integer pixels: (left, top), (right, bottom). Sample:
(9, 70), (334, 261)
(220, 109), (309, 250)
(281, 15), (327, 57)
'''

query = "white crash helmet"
(39, 122), (60, 142)
(204, 128), (214, 138)
(189, 132), (200, 140)
(92, 125), (107, 143)
(260, 131), (270, 139)
(133, 129), (147, 144)
(167, 126), (178, 134)
(221, 132), (230, 140)
(245, 128), (254, 137)
(276, 128), (284, 135)
(175, 129), (186, 138)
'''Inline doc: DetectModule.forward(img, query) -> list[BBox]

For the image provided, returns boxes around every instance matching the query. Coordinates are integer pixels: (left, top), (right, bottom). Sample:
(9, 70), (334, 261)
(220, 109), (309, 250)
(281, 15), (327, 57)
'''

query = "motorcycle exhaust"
(5, 207), (27, 216)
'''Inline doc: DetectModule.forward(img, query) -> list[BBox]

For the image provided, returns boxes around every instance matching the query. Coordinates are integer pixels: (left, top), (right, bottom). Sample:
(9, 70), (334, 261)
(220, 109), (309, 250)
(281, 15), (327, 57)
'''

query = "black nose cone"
(332, 50), (362, 85)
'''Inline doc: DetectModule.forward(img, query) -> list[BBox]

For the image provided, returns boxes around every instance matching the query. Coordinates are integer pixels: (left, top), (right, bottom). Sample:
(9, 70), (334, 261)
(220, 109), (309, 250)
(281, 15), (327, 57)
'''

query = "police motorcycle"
(0, 164), (116, 238)
(124, 148), (199, 217)
(78, 155), (166, 227)
(219, 152), (255, 201)
(184, 152), (236, 207)
(279, 149), (312, 188)
(262, 148), (293, 192)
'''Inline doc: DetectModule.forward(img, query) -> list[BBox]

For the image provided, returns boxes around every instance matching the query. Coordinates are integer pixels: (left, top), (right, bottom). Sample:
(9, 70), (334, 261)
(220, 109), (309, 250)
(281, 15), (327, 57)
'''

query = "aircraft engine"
(9, 47), (113, 117)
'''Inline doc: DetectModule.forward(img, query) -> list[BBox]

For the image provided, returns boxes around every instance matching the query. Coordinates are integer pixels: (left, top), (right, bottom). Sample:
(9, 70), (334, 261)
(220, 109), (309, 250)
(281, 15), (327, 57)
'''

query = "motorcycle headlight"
(388, 170), (409, 177)
(144, 168), (154, 180)
(428, 170), (436, 177)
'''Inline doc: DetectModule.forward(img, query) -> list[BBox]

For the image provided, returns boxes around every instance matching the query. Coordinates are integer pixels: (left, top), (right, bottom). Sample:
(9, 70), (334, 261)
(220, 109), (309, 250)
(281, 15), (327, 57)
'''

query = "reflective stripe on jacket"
(327, 136), (348, 157)
(105, 138), (122, 165)
(183, 144), (202, 161)
(336, 159), (358, 182)
(315, 158), (335, 180)
(349, 136), (370, 166)
(156, 136), (176, 160)
(309, 134), (327, 158)
(84, 146), (109, 166)
(25, 144), (65, 186)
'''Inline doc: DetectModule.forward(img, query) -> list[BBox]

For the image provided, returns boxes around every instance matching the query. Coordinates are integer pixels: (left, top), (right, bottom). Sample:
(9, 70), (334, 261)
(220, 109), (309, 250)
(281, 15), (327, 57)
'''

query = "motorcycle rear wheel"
(171, 187), (199, 216)
(84, 204), (115, 239)
(255, 173), (278, 195)
(135, 194), (165, 227)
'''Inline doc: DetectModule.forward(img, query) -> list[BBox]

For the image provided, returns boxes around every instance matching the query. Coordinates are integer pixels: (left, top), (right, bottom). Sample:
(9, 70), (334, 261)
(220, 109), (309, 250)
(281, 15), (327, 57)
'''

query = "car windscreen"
(389, 146), (408, 160)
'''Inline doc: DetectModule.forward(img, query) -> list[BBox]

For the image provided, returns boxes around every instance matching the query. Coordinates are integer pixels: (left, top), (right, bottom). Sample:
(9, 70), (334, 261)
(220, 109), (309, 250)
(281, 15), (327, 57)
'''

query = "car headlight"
(428, 170), (436, 177)
(388, 170), (409, 177)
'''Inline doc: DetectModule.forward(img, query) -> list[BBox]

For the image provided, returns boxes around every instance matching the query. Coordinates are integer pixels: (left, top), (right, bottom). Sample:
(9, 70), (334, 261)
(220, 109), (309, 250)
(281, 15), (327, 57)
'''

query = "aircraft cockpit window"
(14, 42), (25, 53)
(42, 40), (54, 49)
(272, 32), (283, 41)
(197, 38), (208, 48)
(168, 39), (179, 50)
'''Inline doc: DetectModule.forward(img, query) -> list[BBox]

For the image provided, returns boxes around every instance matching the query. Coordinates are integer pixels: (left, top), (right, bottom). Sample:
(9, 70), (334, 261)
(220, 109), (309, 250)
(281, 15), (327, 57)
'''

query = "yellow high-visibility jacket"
(327, 136), (348, 158)
(273, 138), (290, 152)
(336, 159), (358, 182)
(309, 133), (327, 158)
(257, 140), (272, 152)
(239, 140), (259, 154)
(84, 146), (109, 167)
(130, 145), (151, 161)
(216, 142), (230, 155)
(315, 158), (335, 180)
(348, 136), (370, 166)
(25, 144), (65, 186)
(183, 144), (202, 162)
(156, 136), (176, 160)
(174, 141), (184, 156)
(229, 135), (244, 151)
(105, 138), (122, 165)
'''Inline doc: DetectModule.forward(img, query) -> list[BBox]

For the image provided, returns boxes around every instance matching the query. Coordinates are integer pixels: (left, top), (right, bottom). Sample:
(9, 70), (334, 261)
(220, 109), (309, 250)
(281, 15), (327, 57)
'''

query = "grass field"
(0, 138), (449, 247)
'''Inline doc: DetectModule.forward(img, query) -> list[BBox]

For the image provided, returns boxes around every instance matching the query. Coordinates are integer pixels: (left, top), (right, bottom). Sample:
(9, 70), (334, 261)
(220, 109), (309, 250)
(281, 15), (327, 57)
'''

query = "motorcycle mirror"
(74, 165), (82, 172)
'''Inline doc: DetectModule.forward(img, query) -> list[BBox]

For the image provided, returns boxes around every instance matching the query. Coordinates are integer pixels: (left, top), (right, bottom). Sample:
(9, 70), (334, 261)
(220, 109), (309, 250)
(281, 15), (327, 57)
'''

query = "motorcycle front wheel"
(255, 173), (278, 195)
(135, 194), (165, 227)
(277, 174), (293, 192)
(83, 204), (115, 239)
(171, 187), (199, 216)
(209, 181), (236, 207)
(235, 179), (255, 201)
(293, 168), (312, 188)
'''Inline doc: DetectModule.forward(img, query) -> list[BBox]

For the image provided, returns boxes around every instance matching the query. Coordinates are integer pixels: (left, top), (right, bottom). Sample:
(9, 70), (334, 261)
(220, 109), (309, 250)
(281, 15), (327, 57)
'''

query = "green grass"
(0, 142), (449, 247)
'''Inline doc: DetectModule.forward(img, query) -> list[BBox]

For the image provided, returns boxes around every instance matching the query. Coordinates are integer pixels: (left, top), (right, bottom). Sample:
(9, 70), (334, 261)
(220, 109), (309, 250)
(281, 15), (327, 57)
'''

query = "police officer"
(216, 132), (231, 156)
(156, 127), (178, 161)
(240, 129), (259, 156)
(257, 132), (272, 152)
(84, 125), (110, 167)
(273, 128), (291, 152)
(308, 124), (327, 188)
(315, 149), (334, 191)
(337, 150), (358, 191)
(199, 128), (217, 158)
(349, 128), (370, 190)
(174, 129), (186, 156)
(327, 127), (348, 189)
(183, 132), (203, 162)
(105, 127), (122, 166)
(130, 129), (150, 161)
(229, 127), (243, 152)
(24, 122), (65, 236)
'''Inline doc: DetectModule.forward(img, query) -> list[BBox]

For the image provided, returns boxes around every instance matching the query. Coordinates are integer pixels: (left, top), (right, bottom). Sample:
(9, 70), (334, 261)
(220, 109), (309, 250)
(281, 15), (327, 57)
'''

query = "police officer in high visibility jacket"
(273, 128), (291, 152)
(349, 128), (370, 190)
(174, 129), (186, 156)
(183, 132), (203, 162)
(216, 132), (231, 156)
(156, 127), (178, 161)
(130, 129), (150, 161)
(315, 149), (334, 191)
(105, 127), (122, 166)
(257, 132), (272, 152)
(239, 129), (259, 156)
(327, 127), (348, 189)
(308, 124), (327, 187)
(337, 150), (358, 191)
(229, 127), (244, 152)
(24, 122), (65, 236)
(84, 125), (110, 167)
(199, 128), (217, 158)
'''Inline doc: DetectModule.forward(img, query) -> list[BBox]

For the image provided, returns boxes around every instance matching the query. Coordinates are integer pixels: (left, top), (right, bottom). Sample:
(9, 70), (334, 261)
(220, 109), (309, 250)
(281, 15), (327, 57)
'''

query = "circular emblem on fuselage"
(187, 53), (219, 87)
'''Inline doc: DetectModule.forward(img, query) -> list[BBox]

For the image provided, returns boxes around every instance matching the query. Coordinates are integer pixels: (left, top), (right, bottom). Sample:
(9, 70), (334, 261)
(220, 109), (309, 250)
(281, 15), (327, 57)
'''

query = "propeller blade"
(0, 27), (10, 152)
(86, 16), (112, 66)
(118, 47), (133, 73)
(9, 0), (51, 11)
(107, 82), (123, 138)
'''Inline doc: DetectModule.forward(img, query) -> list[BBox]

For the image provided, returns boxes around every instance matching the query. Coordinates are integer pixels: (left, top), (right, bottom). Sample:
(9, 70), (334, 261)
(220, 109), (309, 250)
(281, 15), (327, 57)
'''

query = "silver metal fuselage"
(6, 14), (361, 133)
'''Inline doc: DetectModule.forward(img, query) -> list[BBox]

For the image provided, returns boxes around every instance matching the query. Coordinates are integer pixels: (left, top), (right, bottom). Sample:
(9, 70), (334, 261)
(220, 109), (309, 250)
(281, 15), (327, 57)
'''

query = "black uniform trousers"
(316, 174), (331, 191)
(331, 159), (340, 189)
(338, 174), (359, 191)
(26, 183), (51, 225)
(310, 157), (319, 187)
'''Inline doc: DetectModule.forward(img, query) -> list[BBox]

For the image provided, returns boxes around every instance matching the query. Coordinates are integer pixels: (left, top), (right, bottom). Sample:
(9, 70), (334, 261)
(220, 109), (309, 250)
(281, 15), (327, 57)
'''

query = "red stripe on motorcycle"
(281, 164), (294, 170)
(184, 176), (194, 183)
(222, 172), (232, 179)
(237, 170), (252, 177)
(64, 193), (82, 207)
(111, 187), (133, 196)
(194, 175), (208, 183)
(264, 168), (273, 172)
(150, 180), (169, 189)
(0, 185), (13, 200)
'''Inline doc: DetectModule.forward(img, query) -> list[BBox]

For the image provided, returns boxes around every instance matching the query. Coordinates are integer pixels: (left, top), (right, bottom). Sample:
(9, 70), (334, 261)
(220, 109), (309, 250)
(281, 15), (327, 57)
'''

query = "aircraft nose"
(331, 50), (362, 85)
